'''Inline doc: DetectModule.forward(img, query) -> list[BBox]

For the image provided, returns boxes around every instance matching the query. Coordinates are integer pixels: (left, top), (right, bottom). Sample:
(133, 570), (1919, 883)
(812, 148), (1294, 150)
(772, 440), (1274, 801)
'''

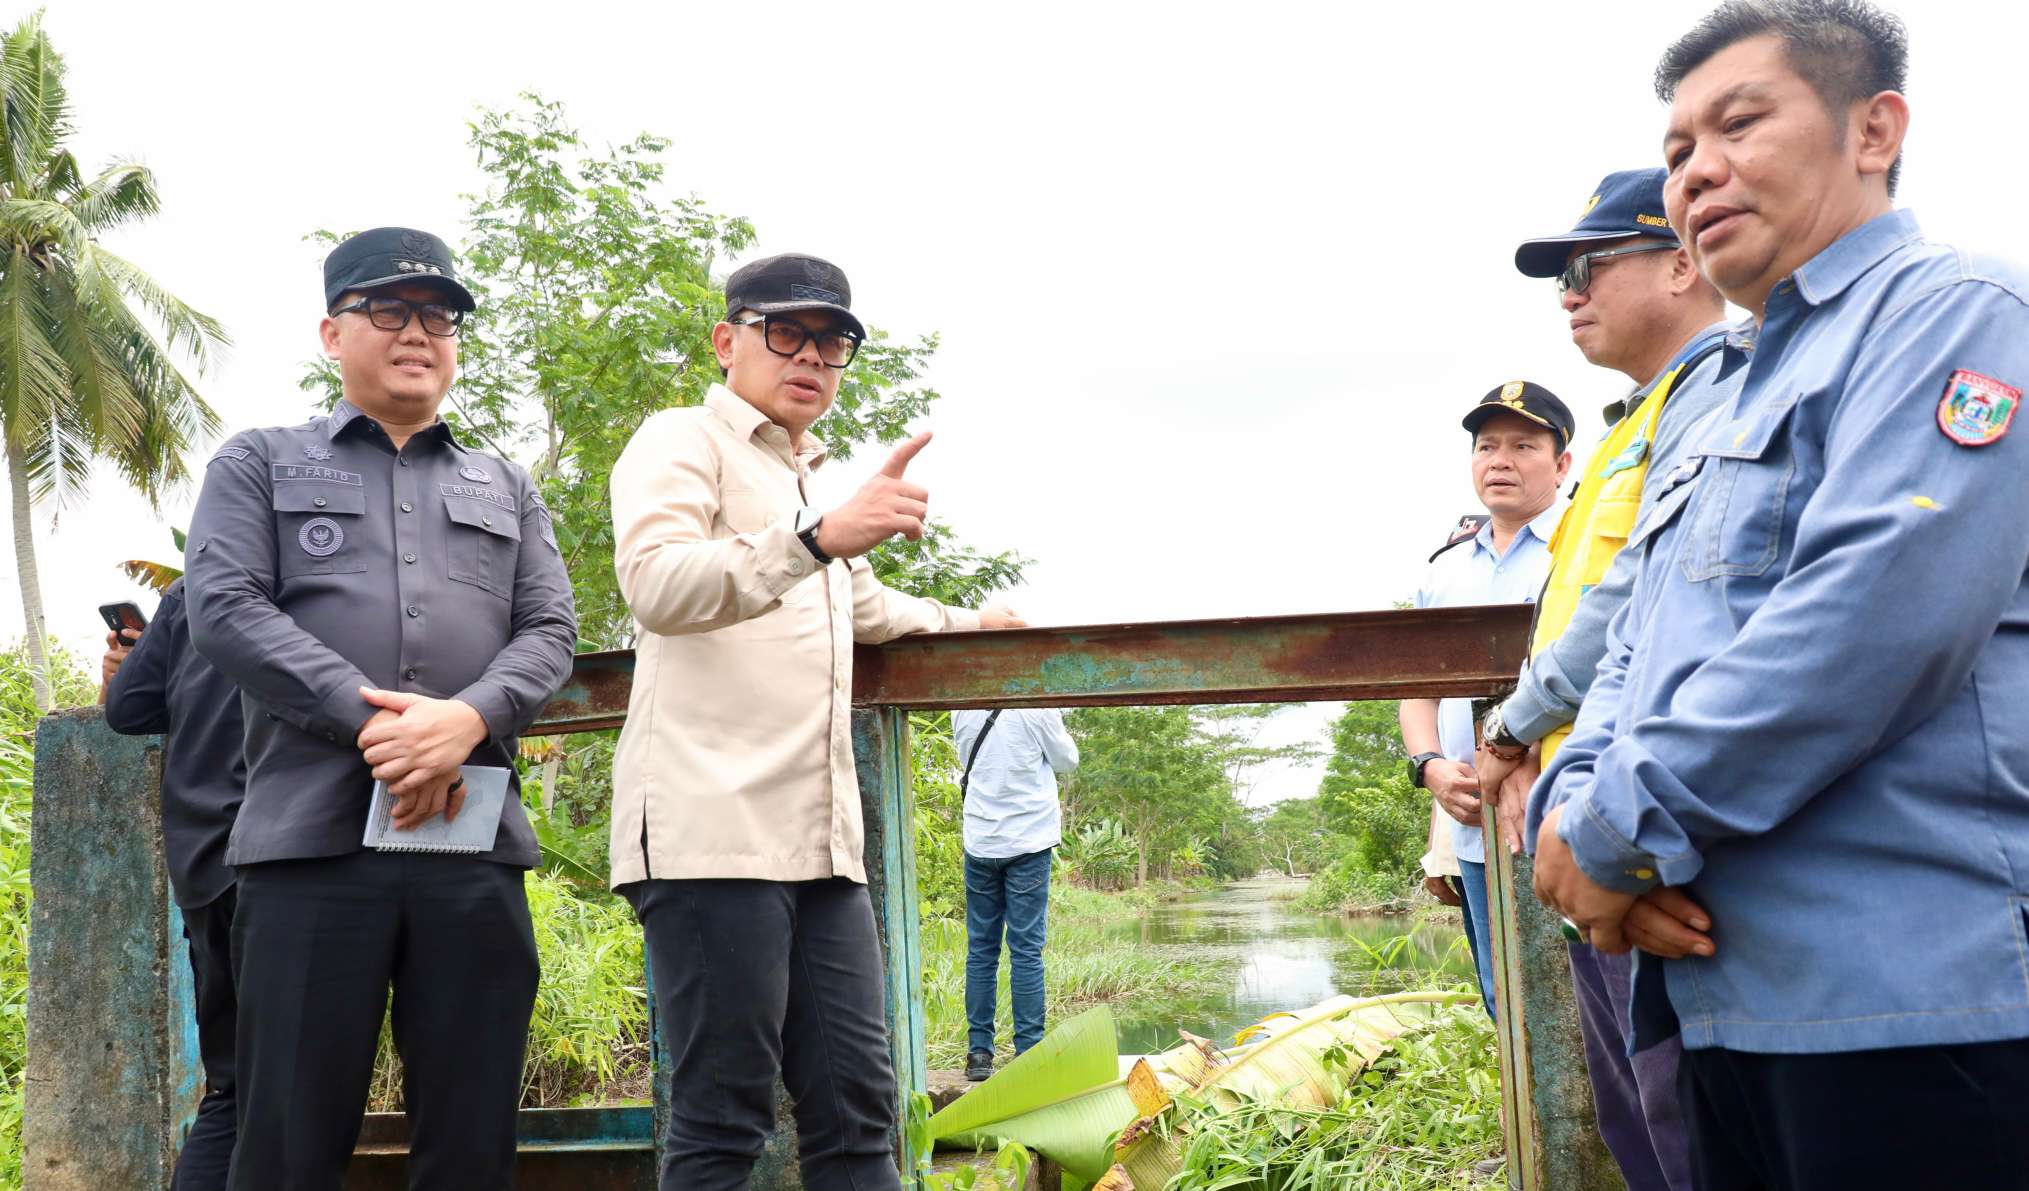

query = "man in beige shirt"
(609, 252), (1021, 1191)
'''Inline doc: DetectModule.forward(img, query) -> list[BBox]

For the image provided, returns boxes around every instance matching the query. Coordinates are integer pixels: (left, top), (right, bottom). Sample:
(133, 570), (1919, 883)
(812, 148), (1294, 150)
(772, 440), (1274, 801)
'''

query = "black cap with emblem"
(323, 227), (476, 313)
(722, 253), (865, 340)
(1462, 380), (1576, 452)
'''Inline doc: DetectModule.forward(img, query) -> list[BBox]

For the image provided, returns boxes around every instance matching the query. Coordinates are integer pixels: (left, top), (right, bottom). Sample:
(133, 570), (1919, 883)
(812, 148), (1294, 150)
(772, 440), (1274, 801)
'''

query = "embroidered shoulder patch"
(1938, 370), (2020, 447)
(208, 446), (249, 465)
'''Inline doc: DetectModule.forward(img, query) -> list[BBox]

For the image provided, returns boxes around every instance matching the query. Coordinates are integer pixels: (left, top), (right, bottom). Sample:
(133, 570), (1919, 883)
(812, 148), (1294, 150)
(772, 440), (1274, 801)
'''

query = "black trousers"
(174, 887), (238, 1191)
(228, 851), (539, 1191)
(623, 877), (900, 1191)
(1678, 1038), (2029, 1191)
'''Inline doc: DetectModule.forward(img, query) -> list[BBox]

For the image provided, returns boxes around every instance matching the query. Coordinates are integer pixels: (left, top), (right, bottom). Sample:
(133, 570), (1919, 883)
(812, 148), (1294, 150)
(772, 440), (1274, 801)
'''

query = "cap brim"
(347, 272), (477, 311)
(1512, 230), (1675, 278)
(740, 299), (867, 341)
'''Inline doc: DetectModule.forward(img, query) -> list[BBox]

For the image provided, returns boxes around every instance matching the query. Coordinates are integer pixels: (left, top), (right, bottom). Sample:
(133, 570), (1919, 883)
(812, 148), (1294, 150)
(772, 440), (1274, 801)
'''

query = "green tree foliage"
(1255, 796), (1332, 877)
(1058, 706), (1266, 887)
(1307, 700), (1430, 909)
(301, 94), (1021, 646)
(0, 13), (227, 709)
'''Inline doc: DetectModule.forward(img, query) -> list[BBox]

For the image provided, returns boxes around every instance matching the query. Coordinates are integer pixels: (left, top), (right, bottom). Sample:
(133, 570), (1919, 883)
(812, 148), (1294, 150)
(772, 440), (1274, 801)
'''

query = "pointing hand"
(813, 431), (934, 560)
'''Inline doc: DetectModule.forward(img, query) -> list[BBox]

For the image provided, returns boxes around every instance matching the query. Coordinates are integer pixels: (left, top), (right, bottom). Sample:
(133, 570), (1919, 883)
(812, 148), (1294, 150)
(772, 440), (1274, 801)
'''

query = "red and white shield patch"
(1937, 370), (2021, 447)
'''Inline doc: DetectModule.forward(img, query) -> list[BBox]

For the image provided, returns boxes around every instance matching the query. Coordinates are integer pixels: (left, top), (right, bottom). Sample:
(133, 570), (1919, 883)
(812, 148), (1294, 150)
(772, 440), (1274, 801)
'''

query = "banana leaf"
(118, 559), (183, 593)
(1109, 991), (1472, 1190)
(931, 1007), (1227, 1182)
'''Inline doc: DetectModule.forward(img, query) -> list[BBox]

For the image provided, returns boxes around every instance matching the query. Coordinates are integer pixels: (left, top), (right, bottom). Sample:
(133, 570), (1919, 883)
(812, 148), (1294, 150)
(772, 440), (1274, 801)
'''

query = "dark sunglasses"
(1557, 241), (1677, 296)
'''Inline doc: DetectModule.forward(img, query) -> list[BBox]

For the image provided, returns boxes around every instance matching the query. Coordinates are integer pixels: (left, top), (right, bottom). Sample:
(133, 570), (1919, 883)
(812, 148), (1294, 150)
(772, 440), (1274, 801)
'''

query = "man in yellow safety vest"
(1474, 167), (1737, 1191)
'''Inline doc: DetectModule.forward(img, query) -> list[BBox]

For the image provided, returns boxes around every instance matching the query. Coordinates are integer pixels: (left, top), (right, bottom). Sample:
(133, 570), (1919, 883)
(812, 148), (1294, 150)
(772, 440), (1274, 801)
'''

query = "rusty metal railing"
(26, 604), (1611, 1190)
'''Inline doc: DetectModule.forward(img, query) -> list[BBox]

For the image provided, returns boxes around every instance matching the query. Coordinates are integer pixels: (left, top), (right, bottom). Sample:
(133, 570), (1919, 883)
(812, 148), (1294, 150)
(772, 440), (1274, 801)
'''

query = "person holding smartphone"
(102, 583), (245, 1191)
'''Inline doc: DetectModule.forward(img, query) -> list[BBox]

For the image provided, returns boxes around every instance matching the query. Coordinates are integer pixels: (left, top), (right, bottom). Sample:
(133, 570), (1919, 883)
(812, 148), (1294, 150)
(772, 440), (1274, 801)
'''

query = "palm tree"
(1, 11), (227, 710)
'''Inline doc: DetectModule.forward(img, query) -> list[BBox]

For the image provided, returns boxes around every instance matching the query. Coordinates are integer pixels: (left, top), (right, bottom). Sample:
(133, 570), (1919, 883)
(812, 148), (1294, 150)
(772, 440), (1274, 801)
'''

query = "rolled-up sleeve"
(453, 465), (579, 742)
(185, 436), (378, 743)
(1563, 284), (2029, 891)
(611, 410), (820, 635)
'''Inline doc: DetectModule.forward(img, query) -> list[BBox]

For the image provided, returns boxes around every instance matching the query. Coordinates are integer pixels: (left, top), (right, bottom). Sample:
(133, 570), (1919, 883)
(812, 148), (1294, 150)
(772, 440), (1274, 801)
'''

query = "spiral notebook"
(361, 765), (509, 853)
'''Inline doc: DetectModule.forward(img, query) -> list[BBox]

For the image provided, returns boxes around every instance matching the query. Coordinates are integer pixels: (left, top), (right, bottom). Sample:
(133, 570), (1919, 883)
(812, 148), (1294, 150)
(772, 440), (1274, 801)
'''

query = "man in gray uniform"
(186, 227), (577, 1190)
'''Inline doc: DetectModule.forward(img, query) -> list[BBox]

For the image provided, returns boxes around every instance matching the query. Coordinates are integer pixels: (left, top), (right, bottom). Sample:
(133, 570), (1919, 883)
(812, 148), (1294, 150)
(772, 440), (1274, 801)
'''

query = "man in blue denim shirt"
(1532, 4), (2029, 1187)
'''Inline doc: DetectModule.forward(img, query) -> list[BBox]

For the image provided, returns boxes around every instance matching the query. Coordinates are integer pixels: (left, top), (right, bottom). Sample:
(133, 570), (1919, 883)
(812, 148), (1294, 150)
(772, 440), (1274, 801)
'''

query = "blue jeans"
(1456, 858), (1498, 1023)
(964, 848), (1052, 1055)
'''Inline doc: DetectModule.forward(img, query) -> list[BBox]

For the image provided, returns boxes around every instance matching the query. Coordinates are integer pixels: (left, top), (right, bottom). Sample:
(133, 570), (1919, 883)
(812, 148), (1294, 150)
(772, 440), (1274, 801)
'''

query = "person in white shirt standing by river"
(954, 707), (1080, 1082)
(1401, 381), (1573, 1023)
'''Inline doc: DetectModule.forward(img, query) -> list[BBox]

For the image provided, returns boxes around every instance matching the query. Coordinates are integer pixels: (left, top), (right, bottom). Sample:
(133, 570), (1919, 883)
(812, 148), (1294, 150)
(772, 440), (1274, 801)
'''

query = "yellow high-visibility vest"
(1531, 343), (1719, 764)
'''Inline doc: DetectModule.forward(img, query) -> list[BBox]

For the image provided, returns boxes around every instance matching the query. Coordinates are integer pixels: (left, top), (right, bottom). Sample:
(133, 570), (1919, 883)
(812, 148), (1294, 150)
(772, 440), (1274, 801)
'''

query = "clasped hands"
(355, 688), (489, 830)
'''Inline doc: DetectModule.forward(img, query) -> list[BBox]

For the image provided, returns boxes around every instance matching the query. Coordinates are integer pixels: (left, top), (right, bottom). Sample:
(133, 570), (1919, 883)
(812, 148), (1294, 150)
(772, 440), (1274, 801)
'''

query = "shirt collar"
(1610, 318), (1741, 424)
(1791, 208), (1923, 308)
(705, 383), (829, 470)
(325, 399), (462, 452)
(1476, 503), (1561, 554)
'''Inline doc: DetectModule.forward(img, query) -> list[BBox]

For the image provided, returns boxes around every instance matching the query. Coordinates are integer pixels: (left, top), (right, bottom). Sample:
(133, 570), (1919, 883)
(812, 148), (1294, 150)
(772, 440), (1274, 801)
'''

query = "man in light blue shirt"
(1404, 381), (1572, 1021)
(953, 707), (1078, 1081)
(1534, 4), (2029, 1185)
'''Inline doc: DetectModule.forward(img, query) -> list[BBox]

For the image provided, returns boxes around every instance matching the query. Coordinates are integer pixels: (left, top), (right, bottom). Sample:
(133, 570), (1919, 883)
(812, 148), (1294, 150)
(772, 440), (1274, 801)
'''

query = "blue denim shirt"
(1532, 210), (2029, 1055)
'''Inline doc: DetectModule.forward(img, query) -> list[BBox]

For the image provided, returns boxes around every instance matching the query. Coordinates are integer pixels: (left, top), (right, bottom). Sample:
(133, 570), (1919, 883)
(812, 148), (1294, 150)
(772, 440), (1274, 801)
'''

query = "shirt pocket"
(273, 483), (368, 578)
(444, 494), (522, 600)
(719, 487), (776, 536)
(1680, 398), (1799, 583)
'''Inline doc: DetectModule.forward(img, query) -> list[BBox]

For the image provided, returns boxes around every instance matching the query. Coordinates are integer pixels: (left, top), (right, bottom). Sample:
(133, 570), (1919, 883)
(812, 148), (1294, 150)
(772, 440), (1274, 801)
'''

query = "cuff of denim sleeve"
(1500, 681), (1571, 747)
(1559, 797), (1665, 895)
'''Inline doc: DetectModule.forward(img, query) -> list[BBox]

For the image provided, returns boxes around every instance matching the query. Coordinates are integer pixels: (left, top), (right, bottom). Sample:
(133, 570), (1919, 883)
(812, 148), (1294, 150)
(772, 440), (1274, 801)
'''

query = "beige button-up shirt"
(607, 385), (980, 887)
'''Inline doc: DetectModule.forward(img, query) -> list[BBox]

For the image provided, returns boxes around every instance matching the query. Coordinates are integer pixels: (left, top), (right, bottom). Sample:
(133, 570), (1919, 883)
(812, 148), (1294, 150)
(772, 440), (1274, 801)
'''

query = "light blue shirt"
(1416, 503), (1559, 863)
(954, 709), (1079, 859)
(1535, 210), (2029, 1055)
(1500, 323), (1742, 743)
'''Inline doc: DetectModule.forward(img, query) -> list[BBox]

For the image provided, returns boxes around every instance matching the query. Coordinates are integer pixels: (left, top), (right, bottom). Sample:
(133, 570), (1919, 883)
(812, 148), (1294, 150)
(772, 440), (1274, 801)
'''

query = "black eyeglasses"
(330, 295), (466, 338)
(730, 314), (862, 368)
(1557, 241), (1677, 296)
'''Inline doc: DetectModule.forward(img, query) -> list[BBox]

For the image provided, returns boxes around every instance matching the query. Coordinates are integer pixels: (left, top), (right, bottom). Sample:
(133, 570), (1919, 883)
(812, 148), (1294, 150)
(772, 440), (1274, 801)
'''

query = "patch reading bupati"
(298, 517), (344, 556)
(1937, 370), (2020, 447)
(440, 483), (517, 512)
(273, 464), (364, 486)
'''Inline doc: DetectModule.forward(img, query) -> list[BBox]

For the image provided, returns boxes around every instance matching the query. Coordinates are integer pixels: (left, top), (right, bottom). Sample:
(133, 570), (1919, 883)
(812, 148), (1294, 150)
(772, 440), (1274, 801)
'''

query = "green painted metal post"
(854, 707), (927, 1189)
(1483, 806), (1624, 1190)
(25, 711), (202, 1190)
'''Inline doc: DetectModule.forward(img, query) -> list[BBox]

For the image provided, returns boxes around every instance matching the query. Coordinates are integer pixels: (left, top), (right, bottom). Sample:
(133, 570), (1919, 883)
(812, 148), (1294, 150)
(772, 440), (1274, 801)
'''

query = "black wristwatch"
(1409, 752), (1444, 789)
(792, 507), (833, 566)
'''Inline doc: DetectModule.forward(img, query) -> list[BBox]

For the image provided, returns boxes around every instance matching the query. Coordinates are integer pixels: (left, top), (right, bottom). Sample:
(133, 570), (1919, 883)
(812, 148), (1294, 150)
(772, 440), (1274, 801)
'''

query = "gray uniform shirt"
(185, 400), (578, 867)
(1500, 321), (1744, 742)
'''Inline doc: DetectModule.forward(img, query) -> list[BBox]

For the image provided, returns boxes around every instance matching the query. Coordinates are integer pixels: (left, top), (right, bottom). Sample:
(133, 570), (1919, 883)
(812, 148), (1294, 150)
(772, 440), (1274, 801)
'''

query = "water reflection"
(1104, 878), (1472, 1054)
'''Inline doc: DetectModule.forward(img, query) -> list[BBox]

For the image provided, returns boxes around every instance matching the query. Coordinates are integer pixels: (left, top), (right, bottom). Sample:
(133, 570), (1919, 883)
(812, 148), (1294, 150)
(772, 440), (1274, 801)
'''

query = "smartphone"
(98, 601), (147, 636)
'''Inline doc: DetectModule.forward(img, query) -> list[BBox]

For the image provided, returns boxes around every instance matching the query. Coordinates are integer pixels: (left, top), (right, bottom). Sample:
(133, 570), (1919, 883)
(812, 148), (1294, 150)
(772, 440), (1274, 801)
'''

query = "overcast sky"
(13, 0), (2028, 803)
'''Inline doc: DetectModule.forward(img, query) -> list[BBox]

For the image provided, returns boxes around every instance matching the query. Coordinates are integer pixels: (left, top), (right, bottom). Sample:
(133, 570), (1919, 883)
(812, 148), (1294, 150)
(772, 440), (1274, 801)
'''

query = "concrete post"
(24, 711), (200, 1191)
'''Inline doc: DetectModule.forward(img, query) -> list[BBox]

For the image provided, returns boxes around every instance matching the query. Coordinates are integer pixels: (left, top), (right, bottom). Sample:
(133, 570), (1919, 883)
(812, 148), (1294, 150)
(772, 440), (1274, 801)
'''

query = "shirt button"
(1630, 867), (1656, 881)
(399, 457), (410, 467)
(406, 605), (420, 618)
(313, 496), (328, 508)
(404, 668), (418, 680)
(788, 559), (805, 576)
(404, 553), (417, 564)
(482, 515), (493, 527)
(401, 501), (413, 513)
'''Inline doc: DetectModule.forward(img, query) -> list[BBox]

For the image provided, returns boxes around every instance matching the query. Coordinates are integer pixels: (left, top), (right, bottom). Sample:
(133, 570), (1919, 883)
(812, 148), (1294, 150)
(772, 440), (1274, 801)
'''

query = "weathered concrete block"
(25, 711), (197, 1191)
